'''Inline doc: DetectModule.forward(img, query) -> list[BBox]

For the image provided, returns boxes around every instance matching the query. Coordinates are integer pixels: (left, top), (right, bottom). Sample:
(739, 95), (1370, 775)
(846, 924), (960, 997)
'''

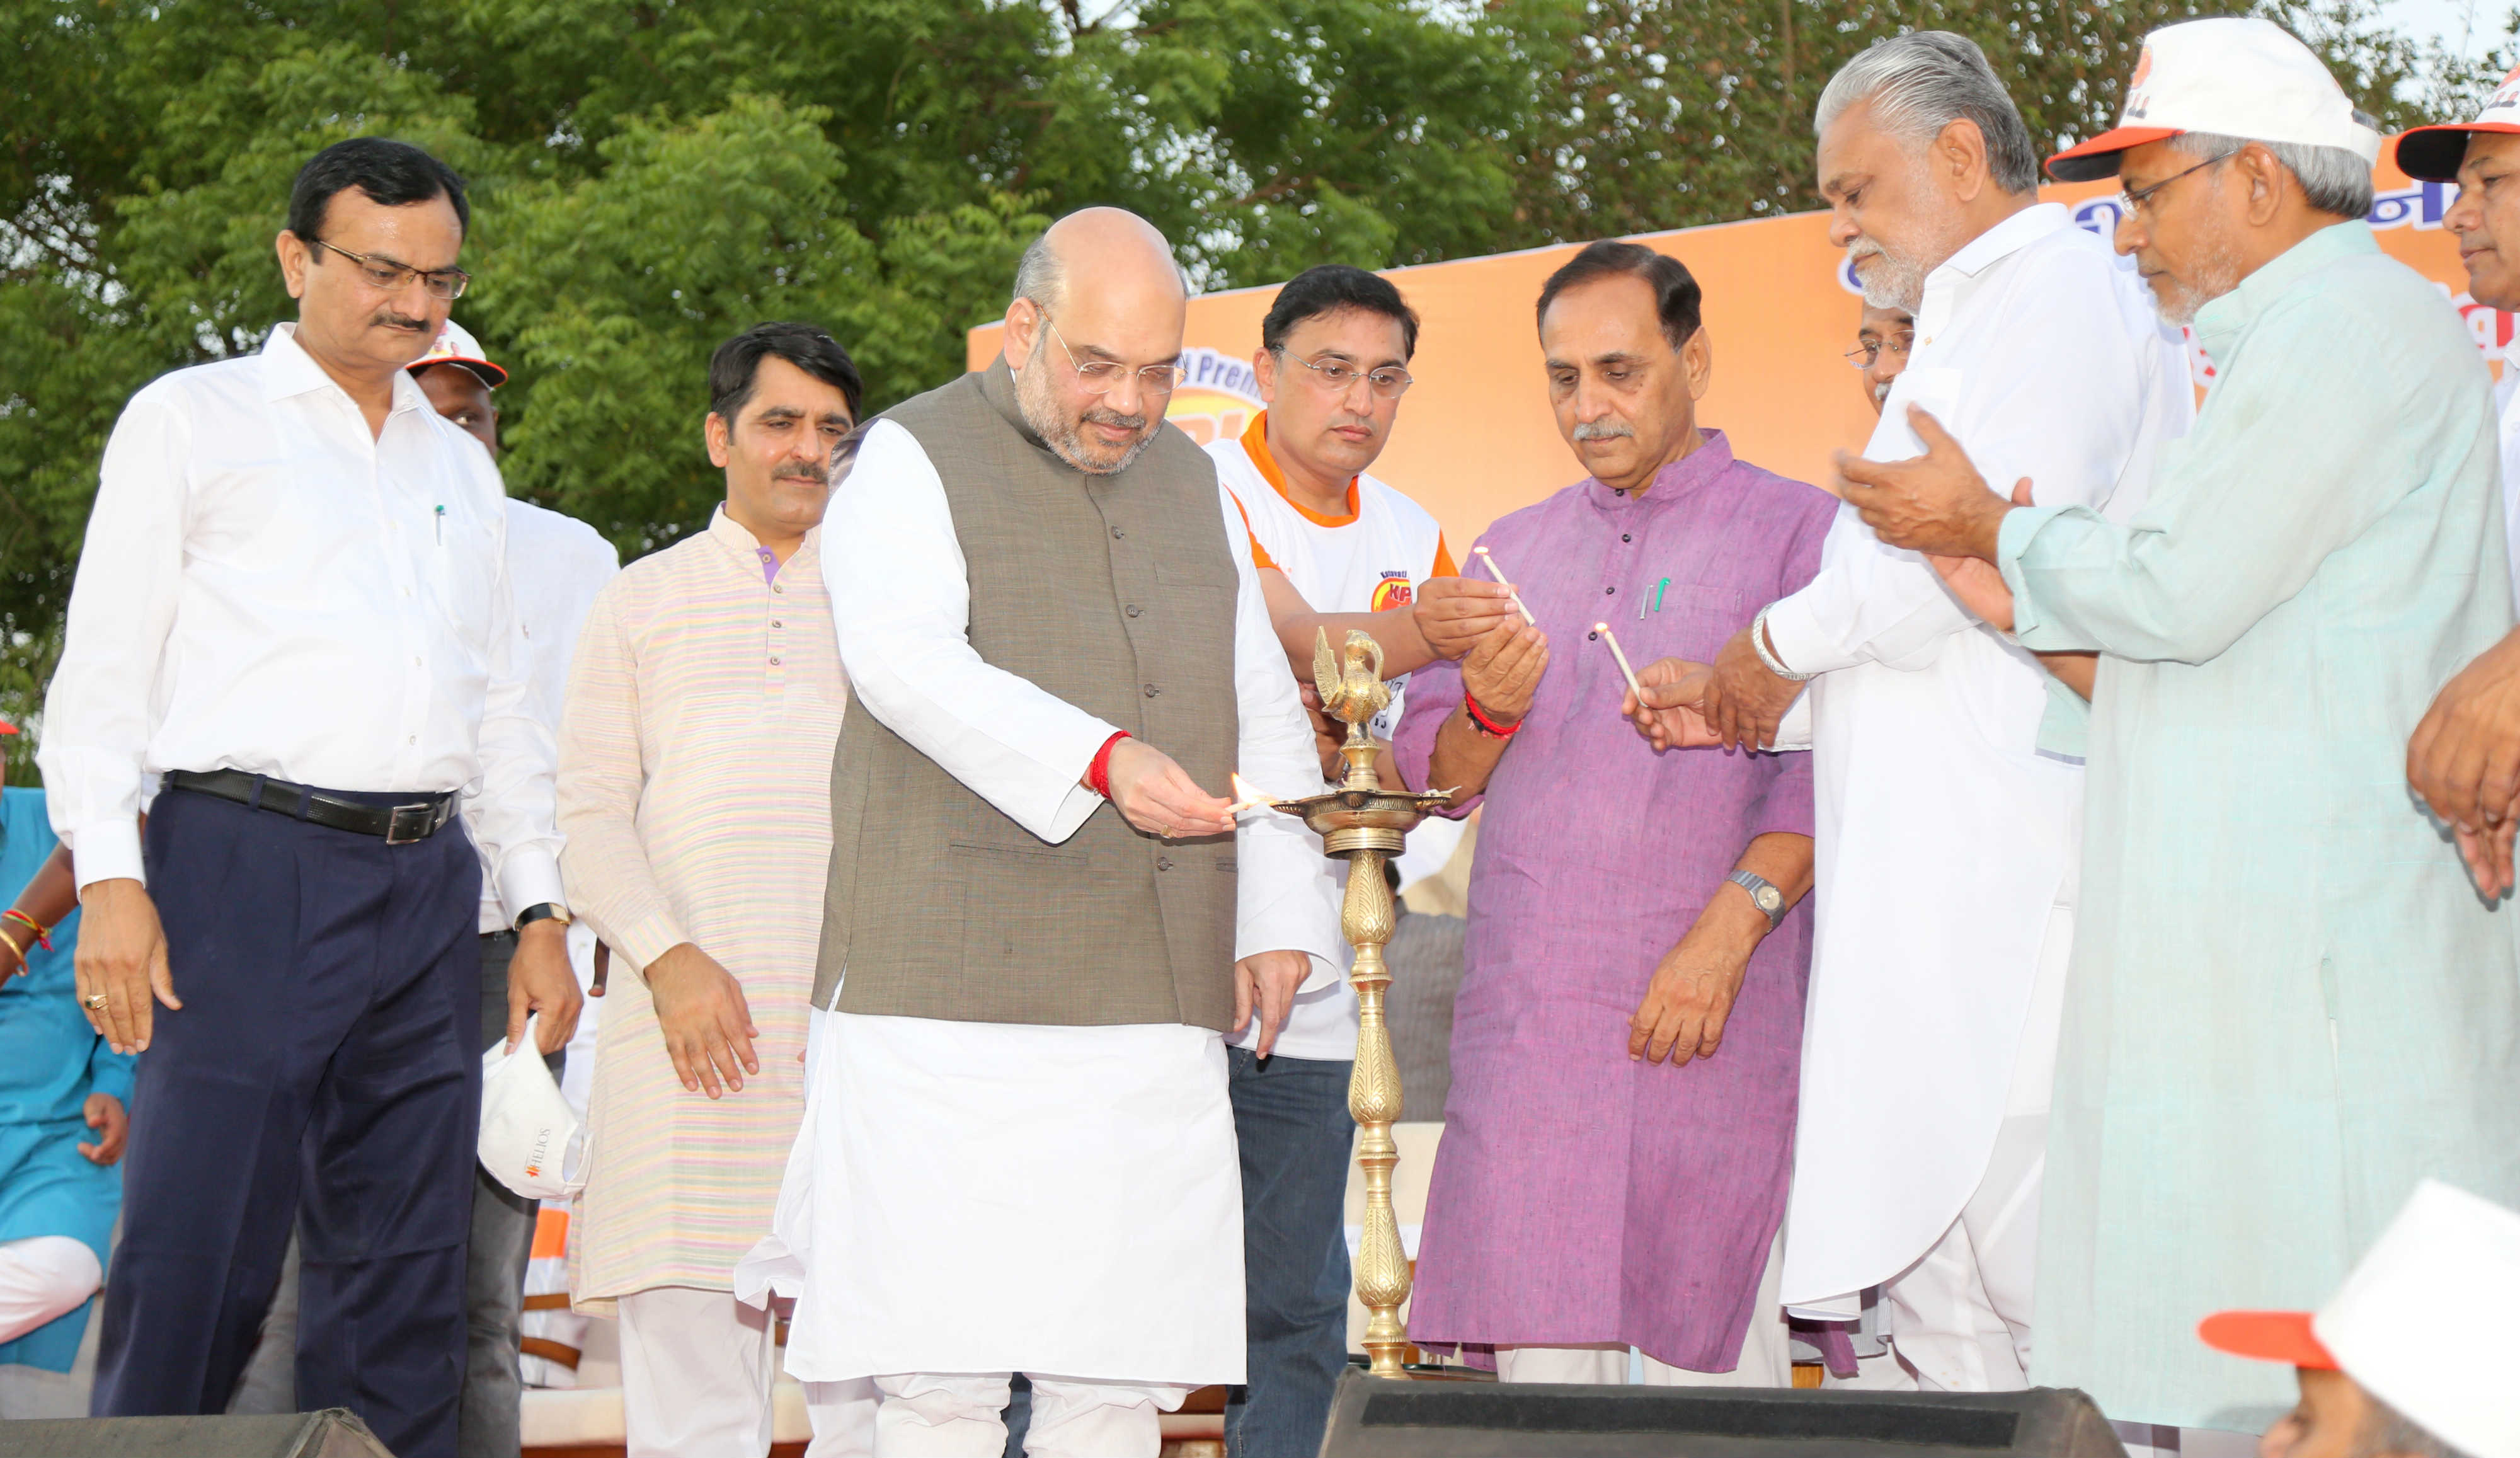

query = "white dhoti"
(745, 1009), (1246, 1397)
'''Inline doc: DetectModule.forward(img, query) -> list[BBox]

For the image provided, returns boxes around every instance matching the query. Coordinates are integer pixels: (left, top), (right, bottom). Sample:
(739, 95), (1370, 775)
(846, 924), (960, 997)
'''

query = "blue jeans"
(1223, 1046), (1355, 1458)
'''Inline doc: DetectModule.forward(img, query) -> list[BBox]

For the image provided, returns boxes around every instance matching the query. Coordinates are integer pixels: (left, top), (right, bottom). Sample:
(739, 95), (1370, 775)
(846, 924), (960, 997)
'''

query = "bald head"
(1004, 208), (1190, 474)
(1014, 207), (1186, 315)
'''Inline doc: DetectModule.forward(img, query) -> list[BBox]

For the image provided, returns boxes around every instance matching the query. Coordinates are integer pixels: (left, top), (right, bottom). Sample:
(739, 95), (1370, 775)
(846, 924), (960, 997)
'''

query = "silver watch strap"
(1726, 870), (1789, 931)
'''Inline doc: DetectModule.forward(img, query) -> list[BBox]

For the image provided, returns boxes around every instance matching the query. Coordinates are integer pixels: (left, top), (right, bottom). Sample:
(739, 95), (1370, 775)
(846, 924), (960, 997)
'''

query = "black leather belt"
(164, 769), (457, 844)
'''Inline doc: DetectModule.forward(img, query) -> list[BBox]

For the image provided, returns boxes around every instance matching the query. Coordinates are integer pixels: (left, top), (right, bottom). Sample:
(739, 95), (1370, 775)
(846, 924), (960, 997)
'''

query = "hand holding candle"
(1472, 546), (1538, 626)
(1624, 657), (1725, 751)
(1595, 623), (1645, 700)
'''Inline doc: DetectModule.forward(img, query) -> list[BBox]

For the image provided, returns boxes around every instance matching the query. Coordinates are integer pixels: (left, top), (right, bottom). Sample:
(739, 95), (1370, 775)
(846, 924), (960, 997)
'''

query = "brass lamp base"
(1275, 629), (1455, 1379)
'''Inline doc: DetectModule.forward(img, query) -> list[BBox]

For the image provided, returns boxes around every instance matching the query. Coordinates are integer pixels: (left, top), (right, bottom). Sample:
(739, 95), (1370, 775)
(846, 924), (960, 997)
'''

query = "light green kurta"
(1998, 221), (2520, 1428)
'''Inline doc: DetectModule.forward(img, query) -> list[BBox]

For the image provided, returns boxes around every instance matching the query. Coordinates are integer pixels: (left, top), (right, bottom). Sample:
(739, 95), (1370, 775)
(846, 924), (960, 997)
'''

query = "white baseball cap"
(2048, 16), (2383, 182)
(477, 1017), (585, 1202)
(2396, 62), (2520, 181)
(409, 318), (508, 387)
(2197, 1178), (2520, 1458)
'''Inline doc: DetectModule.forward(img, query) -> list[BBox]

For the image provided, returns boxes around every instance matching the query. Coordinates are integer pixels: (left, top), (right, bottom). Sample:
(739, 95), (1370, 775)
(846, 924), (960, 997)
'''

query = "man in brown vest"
(743, 208), (1341, 1457)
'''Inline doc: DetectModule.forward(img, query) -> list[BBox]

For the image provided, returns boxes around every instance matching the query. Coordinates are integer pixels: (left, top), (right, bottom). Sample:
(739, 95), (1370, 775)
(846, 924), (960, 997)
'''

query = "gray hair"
(1815, 32), (2041, 194)
(2172, 131), (2376, 221)
(1012, 232), (1062, 311)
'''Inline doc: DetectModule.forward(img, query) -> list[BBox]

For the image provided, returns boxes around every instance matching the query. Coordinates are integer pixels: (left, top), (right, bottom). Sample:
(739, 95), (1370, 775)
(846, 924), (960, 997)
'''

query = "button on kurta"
(1143, 684), (1159, 697)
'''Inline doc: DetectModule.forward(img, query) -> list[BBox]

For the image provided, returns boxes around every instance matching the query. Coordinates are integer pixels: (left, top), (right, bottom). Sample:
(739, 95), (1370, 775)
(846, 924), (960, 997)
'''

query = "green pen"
(435, 503), (445, 544)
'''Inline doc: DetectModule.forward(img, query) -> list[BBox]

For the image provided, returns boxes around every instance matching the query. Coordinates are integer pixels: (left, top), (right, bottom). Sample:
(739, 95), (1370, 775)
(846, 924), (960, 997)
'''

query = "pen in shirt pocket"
(1636, 576), (1670, 619)
(435, 503), (445, 545)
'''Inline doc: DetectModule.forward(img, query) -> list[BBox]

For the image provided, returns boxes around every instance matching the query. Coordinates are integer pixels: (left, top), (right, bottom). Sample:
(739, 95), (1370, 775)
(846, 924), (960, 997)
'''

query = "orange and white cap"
(2048, 17), (2382, 183)
(2396, 62), (2520, 182)
(2199, 1179), (2520, 1458)
(408, 319), (507, 388)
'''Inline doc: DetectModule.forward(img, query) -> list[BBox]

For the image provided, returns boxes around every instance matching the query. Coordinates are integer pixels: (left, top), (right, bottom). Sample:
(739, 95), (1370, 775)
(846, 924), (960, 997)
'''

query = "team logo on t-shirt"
(1369, 571), (1415, 611)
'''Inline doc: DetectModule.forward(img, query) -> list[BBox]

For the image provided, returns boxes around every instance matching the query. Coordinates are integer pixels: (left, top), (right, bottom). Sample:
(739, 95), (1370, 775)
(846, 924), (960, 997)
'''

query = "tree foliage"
(0, 0), (2486, 777)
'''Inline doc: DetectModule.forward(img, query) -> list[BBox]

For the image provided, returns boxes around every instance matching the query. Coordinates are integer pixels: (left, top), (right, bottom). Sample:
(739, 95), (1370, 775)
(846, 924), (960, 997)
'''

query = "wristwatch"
(515, 902), (573, 933)
(1726, 870), (1788, 931)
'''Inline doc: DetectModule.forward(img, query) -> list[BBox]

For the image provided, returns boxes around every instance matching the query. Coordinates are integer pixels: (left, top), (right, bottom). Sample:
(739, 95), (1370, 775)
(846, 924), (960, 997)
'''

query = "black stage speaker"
(1317, 1371), (2127, 1457)
(0, 1409), (394, 1457)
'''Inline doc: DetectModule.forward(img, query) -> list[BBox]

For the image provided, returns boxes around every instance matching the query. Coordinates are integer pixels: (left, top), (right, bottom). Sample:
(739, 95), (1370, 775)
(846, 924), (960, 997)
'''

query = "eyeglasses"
(2117, 151), (2235, 219)
(1038, 312), (1187, 396)
(1279, 348), (1414, 400)
(1844, 330), (1915, 369)
(307, 238), (472, 301)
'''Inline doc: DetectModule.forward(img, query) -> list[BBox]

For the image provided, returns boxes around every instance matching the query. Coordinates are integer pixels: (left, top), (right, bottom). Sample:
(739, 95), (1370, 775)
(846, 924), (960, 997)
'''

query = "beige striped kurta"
(558, 506), (845, 1312)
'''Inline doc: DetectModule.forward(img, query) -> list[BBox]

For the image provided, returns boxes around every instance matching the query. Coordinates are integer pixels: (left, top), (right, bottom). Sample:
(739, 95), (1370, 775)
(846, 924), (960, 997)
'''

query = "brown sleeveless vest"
(812, 359), (1242, 1030)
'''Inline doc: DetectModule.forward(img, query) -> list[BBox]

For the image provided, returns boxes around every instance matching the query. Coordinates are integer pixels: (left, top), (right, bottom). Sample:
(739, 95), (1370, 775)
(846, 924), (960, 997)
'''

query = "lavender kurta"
(1392, 431), (1833, 1370)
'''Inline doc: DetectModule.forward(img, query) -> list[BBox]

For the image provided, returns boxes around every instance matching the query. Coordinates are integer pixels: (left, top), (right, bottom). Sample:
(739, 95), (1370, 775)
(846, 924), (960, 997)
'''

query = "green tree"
(1487, 0), (2453, 243)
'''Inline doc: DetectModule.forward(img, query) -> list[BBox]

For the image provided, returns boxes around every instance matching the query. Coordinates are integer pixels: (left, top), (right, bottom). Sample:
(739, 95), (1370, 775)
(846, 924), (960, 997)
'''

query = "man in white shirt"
(1201, 264), (1491, 1458)
(2398, 77), (2520, 888)
(2398, 77), (2520, 611)
(410, 320), (621, 1458)
(1680, 35), (2191, 1391)
(41, 138), (581, 1458)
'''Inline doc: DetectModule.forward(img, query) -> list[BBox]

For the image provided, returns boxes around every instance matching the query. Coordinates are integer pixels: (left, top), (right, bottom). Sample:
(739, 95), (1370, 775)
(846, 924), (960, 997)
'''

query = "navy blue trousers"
(1223, 1047), (1356, 1458)
(92, 786), (481, 1458)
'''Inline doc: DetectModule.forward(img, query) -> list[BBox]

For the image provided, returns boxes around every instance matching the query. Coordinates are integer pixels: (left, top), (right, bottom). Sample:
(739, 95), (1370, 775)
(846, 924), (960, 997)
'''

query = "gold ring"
(81, 992), (107, 1011)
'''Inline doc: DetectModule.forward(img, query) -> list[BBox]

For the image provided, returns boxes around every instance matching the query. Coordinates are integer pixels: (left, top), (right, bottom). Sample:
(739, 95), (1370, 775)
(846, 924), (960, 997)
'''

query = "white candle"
(1226, 772), (1285, 816)
(1595, 622), (1644, 699)
(1472, 545), (1538, 625)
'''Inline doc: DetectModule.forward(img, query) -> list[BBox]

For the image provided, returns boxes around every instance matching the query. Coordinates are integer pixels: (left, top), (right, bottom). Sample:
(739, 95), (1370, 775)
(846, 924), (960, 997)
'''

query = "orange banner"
(971, 159), (2504, 551)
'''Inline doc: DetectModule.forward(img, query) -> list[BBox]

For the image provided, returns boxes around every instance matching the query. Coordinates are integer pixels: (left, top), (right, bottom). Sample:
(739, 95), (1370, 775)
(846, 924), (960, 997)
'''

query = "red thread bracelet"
(1463, 693), (1521, 738)
(2, 909), (50, 952)
(1087, 731), (1131, 799)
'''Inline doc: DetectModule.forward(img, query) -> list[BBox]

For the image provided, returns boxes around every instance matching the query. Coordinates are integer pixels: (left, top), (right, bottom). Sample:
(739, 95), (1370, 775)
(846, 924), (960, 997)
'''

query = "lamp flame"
(1227, 772), (1281, 815)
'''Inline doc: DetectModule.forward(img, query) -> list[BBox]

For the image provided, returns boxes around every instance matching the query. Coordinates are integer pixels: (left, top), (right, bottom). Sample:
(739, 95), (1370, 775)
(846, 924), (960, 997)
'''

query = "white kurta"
(1765, 205), (2193, 1309)
(742, 417), (1342, 1386)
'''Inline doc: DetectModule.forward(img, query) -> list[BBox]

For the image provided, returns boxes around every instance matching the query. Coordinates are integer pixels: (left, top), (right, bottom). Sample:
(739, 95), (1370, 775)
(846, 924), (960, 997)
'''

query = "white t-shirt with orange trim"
(1208, 411), (1453, 1062)
(1209, 412), (1453, 742)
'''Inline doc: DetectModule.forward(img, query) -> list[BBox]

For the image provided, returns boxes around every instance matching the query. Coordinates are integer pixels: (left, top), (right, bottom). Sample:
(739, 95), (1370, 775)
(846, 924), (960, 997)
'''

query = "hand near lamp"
(1411, 576), (1528, 660)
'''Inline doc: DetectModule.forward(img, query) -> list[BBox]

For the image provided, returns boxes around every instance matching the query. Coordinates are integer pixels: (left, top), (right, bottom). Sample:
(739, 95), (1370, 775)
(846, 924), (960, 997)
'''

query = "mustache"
(372, 309), (431, 331)
(1082, 405), (1150, 433)
(1571, 418), (1635, 442)
(774, 461), (826, 482)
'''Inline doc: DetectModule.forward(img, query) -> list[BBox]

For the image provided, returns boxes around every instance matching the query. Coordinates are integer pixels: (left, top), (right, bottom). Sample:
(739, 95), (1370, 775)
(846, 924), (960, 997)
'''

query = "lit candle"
(1472, 545), (1538, 625)
(1595, 622), (1644, 700)
(1226, 772), (1285, 816)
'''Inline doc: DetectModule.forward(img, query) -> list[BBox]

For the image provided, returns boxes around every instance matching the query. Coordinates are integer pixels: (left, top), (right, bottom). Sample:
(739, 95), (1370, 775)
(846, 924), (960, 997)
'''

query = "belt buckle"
(384, 801), (438, 845)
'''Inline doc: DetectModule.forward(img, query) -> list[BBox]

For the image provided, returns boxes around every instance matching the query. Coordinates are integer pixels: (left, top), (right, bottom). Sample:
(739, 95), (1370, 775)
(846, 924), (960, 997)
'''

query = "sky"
(2387, 0), (2504, 69)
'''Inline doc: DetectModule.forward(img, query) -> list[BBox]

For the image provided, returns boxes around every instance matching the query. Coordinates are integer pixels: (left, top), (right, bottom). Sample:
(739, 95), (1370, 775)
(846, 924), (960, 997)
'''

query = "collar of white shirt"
(260, 320), (433, 422)
(1924, 201), (2073, 289)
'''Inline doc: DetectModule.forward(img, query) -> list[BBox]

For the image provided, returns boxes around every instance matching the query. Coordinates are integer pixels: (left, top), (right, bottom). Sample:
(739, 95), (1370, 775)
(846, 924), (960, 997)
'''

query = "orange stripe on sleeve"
(1227, 490), (1278, 570)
